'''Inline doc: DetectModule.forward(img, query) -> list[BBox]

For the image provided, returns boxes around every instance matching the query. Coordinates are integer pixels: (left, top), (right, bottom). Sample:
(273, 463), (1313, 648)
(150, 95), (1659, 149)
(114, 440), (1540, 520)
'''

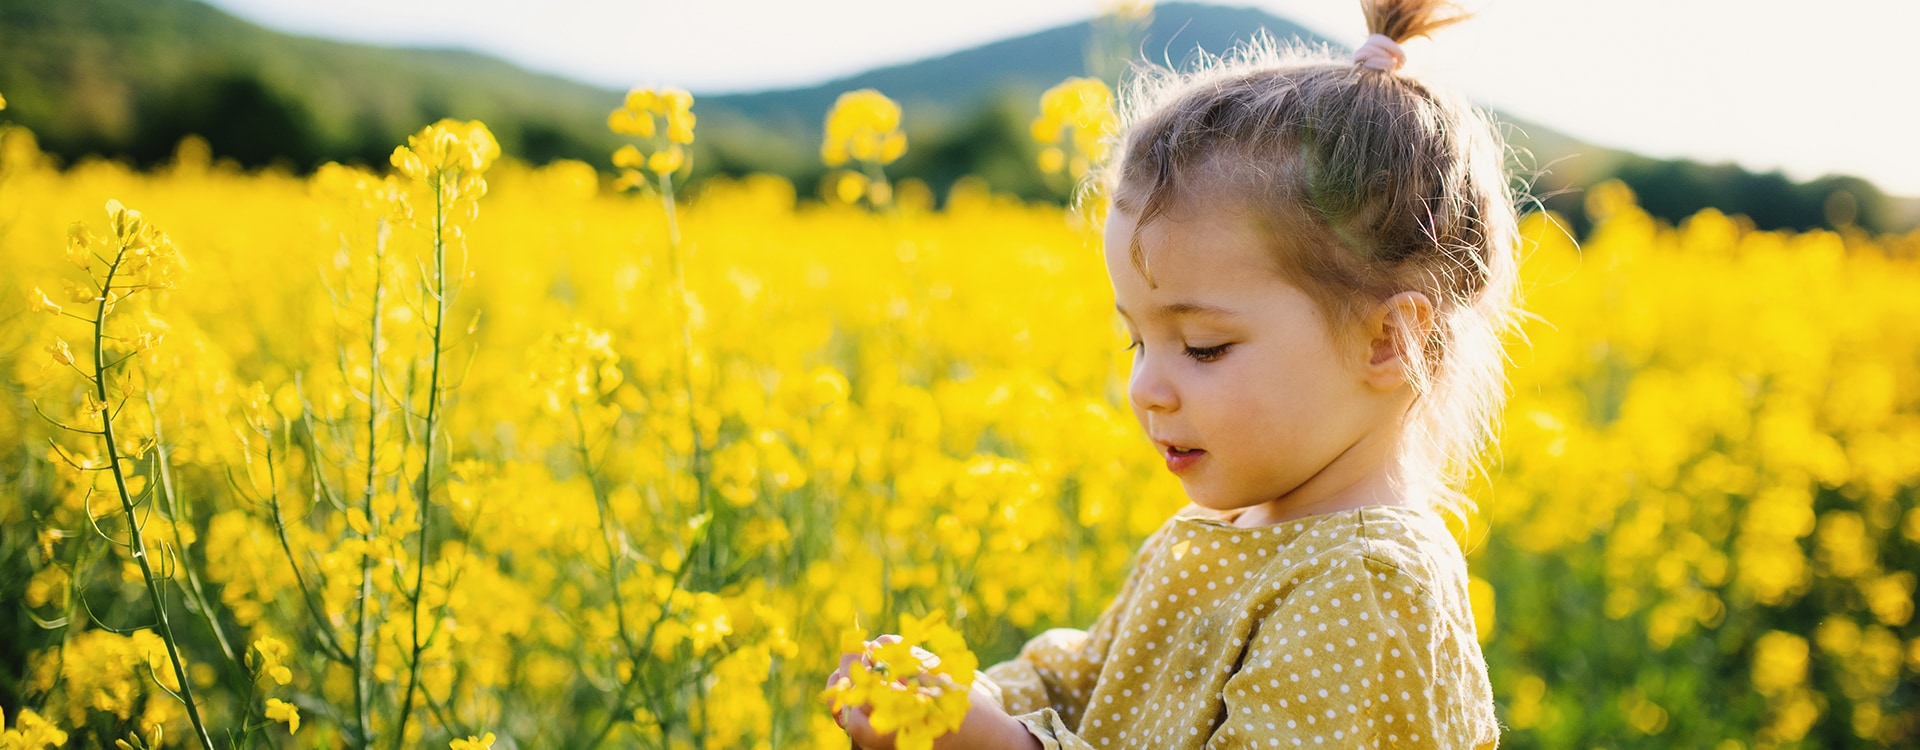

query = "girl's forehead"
(1103, 204), (1282, 291)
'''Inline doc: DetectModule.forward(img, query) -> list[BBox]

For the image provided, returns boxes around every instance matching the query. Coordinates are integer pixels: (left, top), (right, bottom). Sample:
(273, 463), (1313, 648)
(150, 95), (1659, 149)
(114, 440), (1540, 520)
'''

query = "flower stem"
(394, 172), (452, 750)
(95, 247), (218, 750)
(350, 216), (390, 750)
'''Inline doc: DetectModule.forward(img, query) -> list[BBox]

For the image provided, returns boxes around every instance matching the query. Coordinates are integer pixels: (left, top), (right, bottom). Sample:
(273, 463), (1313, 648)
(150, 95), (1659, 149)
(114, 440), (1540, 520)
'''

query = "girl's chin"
(1183, 493), (1258, 517)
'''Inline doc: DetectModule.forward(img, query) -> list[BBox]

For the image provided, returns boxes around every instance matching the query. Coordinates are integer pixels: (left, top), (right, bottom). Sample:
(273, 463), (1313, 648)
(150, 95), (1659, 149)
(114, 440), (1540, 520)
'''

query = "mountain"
(699, 4), (1329, 132)
(691, 3), (1364, 186)
(0, 0), (1906, 233)
(0, 0), (628, 166)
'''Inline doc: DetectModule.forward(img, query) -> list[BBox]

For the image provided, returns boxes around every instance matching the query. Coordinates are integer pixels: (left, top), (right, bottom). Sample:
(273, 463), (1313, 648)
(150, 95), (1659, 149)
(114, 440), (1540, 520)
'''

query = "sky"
(197, 0), (1920, 196)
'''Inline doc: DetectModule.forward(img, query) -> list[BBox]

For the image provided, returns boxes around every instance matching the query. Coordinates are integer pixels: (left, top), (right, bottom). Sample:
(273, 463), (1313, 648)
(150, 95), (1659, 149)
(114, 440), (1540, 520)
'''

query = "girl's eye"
(1123, 340), (1142, 354)
(1185, 343), (1231, 362)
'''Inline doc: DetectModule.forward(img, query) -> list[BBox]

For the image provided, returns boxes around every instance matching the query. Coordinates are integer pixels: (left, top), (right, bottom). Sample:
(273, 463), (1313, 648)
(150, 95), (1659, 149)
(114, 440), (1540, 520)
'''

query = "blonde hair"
(1103, 0), (1524, 520)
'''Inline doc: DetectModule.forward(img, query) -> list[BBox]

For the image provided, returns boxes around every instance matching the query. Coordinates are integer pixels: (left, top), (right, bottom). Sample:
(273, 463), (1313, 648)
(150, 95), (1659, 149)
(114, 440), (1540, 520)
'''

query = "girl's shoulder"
(1153, 504), (1470, 601)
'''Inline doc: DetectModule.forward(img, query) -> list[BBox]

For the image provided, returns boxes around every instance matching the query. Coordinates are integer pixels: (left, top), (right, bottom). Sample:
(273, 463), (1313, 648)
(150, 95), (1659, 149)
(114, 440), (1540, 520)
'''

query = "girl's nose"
(1128, 352), (1178, 413)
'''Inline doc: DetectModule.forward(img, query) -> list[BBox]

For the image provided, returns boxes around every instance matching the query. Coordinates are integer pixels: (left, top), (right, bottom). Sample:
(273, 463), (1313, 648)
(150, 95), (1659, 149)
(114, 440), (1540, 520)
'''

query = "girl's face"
(1104, 203), (1414, 526)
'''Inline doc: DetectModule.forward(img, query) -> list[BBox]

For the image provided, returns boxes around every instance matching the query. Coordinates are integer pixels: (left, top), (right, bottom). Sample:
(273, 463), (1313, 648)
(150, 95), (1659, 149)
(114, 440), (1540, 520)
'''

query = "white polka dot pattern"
(982, 506), (1500, 749)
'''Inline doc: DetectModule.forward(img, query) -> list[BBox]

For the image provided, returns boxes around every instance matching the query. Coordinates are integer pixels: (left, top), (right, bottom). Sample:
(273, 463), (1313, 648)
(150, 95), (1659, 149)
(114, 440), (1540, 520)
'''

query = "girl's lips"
(1165, 447), (1206, 474)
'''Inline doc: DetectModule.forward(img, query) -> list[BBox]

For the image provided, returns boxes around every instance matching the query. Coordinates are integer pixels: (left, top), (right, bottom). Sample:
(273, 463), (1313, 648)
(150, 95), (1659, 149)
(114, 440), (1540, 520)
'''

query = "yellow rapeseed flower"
(248, 638), (293, 685)
(1031, 77), (1115, 177)
(264, 698), (299, 733)
(647, 146), (684, 175)
(1751, 631), (1809, 695)
(1, 707), (69, 749)
(64, 224), (93, 270)
(822, 89), (906, 167)
(608, 86), (696, 185)
(28, 287), (60, 315)
(111, 723), (162, 750)
(832, 171), (869, 204)
(608, 107), (655, 139)
(449, 732), (496, 750)
(612, 144), (645, 170)
(44, 339), (73, 367)
(1467, 575), (1496, 643)
(822, 611), (975, 750)
(389, 120), (500, 183)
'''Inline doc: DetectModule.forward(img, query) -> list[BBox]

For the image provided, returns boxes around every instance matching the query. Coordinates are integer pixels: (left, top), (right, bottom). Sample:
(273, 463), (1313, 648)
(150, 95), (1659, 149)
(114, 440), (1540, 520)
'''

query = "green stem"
(148, 392), (240, 672)
(264, 435), (353, 664)
(95, 248), (218, 750)
(352, 215), (390, 749)
(578, 404), (639, 659)
(579, 516), (712, 750)
(395, 171), (452, 749)
(861, 159), (892, 212)
(656, 171), (712, 580)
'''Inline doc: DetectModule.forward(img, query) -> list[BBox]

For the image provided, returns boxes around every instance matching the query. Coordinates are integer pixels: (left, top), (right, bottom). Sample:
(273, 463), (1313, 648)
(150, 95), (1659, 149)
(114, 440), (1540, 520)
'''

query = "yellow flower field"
(0, 98), (1917, 749)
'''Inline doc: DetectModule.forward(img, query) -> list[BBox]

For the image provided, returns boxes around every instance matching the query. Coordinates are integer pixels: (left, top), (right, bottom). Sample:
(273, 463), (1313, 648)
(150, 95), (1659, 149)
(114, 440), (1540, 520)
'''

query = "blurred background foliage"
(5, 1), (1920, 748)
(0, 0), (1912, 234)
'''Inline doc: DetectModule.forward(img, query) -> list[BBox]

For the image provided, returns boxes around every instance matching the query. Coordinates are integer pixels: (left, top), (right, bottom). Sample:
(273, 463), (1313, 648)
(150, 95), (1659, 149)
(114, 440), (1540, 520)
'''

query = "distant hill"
(700, 4), (1329, 133)
(0, 0), (627, 167)
(691, 3), (1369, 189)
(0, 0), (1907, 233)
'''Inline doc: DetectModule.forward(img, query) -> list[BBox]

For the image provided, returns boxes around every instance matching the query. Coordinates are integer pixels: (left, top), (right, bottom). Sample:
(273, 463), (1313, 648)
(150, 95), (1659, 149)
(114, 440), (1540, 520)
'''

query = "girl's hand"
(826, 636), (1043, 750)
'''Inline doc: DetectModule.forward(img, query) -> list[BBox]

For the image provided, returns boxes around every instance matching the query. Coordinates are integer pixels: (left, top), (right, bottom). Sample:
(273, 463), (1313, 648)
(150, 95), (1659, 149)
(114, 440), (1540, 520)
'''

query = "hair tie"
(1353, 33), (1407, 72)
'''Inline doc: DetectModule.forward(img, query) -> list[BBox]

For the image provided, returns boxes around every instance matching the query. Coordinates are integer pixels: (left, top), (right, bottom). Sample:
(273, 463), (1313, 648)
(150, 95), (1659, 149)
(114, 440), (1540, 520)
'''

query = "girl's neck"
(1226, 423), (1426, 528)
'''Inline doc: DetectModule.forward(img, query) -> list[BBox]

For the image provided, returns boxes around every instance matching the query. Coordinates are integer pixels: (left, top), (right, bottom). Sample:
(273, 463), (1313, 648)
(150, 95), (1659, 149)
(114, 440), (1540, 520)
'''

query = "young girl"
(832, 0), (1517, 746)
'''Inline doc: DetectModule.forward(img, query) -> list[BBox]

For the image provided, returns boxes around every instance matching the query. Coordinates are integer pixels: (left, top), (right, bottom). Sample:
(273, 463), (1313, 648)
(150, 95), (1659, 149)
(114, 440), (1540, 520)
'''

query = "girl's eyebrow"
(1115, 301), (1240, 321)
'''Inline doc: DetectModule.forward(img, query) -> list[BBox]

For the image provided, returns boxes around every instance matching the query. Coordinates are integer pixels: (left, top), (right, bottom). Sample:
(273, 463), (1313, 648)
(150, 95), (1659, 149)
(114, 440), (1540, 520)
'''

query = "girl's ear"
(1361, 291), (1435, 391)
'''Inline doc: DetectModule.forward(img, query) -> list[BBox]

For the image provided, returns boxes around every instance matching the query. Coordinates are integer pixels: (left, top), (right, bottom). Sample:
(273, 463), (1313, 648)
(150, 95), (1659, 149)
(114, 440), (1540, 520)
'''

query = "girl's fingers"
(827, 649), (862, 730)
(842, 702), (890, 750)
(827, 647), (865, 693)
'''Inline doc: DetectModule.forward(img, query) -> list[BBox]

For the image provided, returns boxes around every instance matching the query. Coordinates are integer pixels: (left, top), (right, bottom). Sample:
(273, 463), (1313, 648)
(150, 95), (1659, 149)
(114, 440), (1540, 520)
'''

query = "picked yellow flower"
(821, 611), (976, 750)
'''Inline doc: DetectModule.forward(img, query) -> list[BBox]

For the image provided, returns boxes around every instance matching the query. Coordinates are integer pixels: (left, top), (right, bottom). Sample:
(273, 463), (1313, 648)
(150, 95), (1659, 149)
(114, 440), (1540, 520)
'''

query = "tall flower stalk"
(820, 89), (907, 209)
(596, 85), (722, 749)
(33, 201), (211, 750)
(307, 161), (414, 748)
(385, 119), (498, 749)
(1030, 77), (1117, 205)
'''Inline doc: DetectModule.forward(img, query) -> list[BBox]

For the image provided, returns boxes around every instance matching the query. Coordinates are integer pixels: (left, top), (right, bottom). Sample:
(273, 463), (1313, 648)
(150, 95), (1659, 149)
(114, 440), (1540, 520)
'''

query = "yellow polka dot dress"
(981, 505), (1500, 748)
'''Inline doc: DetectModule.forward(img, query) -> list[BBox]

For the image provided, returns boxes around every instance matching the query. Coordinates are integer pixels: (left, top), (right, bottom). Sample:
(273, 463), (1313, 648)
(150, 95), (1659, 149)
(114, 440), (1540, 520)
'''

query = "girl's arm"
(983, 525), (1166, 723)
(826, 523), (1174, 750)
(981, 628), (1105, 719)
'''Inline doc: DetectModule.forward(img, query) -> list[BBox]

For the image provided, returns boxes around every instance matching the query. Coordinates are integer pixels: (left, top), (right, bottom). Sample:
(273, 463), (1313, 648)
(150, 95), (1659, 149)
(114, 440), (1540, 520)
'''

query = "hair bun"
(1363, 0), (1472, 44)
(1352, 33), (1408, 71)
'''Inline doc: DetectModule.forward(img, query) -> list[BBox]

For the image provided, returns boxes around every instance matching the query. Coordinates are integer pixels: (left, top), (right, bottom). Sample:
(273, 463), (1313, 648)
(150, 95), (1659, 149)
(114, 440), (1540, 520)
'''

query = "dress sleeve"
(980, 528), (1164, 748)
(985, 628), (1103, 720)
(1205, 553), (1501, 749)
